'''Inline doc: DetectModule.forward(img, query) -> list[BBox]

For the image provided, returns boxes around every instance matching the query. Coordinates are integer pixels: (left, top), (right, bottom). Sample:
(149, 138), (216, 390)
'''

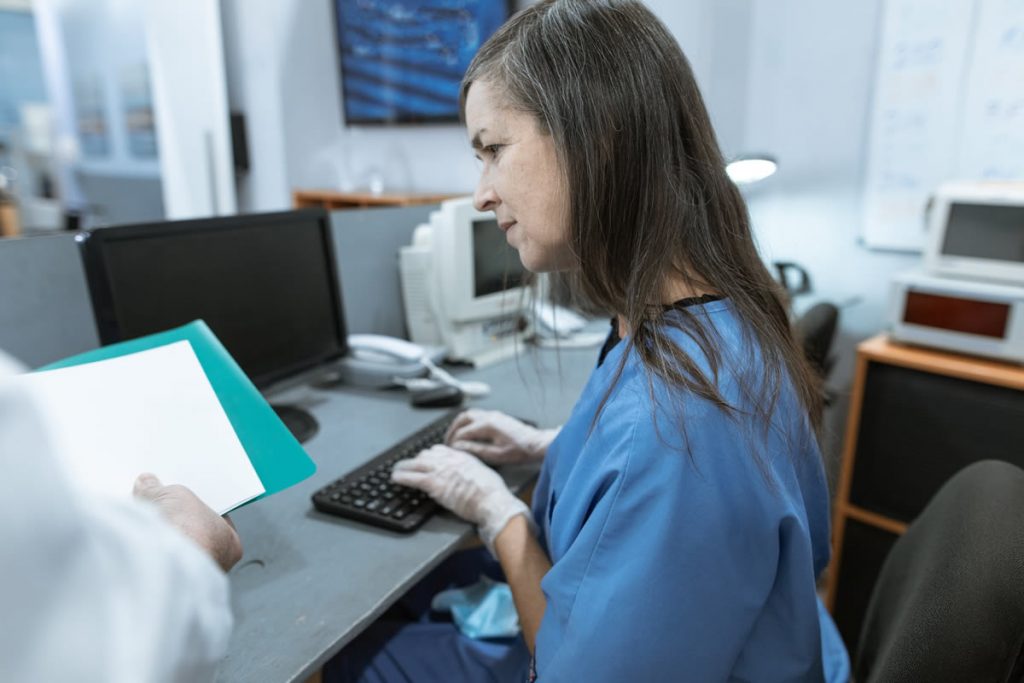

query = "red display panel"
(904, 290), (1010, 339)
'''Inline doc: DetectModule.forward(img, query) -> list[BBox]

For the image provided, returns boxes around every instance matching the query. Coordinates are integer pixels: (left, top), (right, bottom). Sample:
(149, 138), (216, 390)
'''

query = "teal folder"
(40, 320), (316, 504)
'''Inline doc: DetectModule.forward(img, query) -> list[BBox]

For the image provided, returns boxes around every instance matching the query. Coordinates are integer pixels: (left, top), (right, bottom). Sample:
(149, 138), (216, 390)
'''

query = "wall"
(741, 0), (921, 468)
(219, 0), (724, 211)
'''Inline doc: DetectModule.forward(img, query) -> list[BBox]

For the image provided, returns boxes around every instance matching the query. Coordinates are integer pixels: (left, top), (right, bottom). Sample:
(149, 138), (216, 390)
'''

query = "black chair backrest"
(854, 460), (1024, 682)
(794, 302), (838, 376)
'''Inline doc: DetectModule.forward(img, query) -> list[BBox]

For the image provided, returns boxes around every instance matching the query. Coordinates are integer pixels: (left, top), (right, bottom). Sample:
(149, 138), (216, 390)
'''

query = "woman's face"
(465, 79), (573, 273)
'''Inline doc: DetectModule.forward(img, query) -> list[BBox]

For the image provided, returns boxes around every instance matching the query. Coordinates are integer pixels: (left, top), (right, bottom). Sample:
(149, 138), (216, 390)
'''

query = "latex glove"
(391, 445), (532, 553)
(133, 473), (243, 572)
(445, 409), (559, 465)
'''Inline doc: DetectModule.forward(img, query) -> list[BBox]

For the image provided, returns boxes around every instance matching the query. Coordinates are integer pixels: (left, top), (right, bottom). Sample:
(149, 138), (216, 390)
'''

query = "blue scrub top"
(530, 299), (849, 681)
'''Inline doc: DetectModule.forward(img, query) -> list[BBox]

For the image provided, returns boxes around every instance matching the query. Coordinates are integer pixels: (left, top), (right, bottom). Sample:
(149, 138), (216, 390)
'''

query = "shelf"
(859, 334), (1024, 391)
(292, 189), (464, 211)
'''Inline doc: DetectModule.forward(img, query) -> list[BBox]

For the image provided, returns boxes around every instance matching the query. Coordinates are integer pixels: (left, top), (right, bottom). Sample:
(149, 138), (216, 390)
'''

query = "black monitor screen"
(942, 202), (1024, 263)
(472, 217), (525, 298)
(81, 210), (347, 387)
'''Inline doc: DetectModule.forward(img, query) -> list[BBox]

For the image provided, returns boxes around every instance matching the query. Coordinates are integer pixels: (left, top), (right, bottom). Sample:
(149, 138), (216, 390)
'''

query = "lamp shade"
(726, 155), (778, 185)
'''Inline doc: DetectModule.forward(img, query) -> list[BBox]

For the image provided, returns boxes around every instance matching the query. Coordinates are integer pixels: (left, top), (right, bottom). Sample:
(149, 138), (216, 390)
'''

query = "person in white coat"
(0, 349), (242, 683)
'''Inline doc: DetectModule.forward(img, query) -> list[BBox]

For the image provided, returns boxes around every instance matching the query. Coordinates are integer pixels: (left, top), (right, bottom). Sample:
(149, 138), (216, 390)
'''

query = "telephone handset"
(341, 334), (490, 397)
(348, 334), (428, 366)
(332, 334), (430, 388)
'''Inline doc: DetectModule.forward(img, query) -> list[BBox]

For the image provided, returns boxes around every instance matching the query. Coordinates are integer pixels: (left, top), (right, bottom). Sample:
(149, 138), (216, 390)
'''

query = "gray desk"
(216, 344), (597, 683)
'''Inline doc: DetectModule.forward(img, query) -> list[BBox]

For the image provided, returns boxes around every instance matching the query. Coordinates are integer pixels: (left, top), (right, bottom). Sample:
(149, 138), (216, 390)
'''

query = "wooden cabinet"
(292, 189), (463, 211)
(0, 201), (21, 237)
(825, 335), (1024, 653)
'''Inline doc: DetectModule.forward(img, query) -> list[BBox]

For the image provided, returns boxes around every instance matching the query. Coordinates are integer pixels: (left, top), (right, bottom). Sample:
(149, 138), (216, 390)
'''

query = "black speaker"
(850, 363), (1024, 522)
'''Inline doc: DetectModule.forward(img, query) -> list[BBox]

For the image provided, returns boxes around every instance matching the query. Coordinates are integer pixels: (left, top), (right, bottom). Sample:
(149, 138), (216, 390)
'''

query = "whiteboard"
(862, 0), (1024, 251)
(958, 0), (1024, 180)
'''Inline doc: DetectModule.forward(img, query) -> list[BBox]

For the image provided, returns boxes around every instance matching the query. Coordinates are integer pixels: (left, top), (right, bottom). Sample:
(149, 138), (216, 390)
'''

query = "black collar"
(597, 295), (725, 367)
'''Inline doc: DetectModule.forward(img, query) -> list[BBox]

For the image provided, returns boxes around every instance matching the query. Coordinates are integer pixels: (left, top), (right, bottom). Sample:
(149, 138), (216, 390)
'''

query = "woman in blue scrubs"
(326, 0), (849, 680)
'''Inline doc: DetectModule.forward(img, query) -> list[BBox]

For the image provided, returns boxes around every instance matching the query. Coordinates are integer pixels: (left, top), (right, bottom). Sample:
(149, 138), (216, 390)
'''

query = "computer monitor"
(435, 198), (527, 321)
(78, 209), (349, 441)
(400, 197), (531, 365)
(924, 181), (1024, 286)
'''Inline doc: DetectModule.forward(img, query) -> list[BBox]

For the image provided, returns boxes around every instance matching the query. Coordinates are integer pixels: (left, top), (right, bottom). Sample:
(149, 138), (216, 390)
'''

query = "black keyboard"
(311, 411), (458, 532)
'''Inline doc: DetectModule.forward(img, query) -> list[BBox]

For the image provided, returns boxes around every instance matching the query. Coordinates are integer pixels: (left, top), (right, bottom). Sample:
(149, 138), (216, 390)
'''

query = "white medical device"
(924, 181), (1024, 286)
(888, 271), (1024, 365)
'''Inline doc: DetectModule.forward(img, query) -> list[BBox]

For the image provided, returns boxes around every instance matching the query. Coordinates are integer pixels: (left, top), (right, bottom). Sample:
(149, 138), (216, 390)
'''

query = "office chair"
(853, 460), (1024, 683)
(772, 261), (839, 389)
(794, 301), (839, 377)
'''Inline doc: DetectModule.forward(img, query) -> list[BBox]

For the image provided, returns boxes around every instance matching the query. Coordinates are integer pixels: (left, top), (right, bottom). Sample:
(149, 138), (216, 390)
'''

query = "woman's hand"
(391, 445), (531, 552)
(445, 409), (559, 465)
(133, 473), (243, 572)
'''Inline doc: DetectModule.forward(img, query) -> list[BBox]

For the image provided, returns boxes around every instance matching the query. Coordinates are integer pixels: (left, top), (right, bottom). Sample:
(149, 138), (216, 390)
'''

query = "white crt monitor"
(432, 197), (528, 322)
(401, 197), (530, 365)
(925, 181), (1024, 286)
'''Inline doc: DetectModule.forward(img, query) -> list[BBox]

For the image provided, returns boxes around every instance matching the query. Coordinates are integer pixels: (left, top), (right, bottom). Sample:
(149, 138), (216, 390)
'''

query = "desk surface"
(215, 344), (597, 683)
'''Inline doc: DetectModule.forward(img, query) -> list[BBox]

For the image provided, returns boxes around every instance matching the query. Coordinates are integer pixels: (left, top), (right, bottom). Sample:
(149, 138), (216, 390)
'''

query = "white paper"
(14, 341), (265, 514)
(958, 0), (1024, 180)
(861, 0), (975, 251)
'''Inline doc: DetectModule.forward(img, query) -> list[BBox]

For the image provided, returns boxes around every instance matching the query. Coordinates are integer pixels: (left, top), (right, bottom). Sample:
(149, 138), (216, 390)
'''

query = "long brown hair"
(461, 0), (823, 454)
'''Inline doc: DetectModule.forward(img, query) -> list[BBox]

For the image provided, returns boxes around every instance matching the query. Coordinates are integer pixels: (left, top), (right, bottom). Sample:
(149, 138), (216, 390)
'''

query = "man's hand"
(133, 474), (243, 572)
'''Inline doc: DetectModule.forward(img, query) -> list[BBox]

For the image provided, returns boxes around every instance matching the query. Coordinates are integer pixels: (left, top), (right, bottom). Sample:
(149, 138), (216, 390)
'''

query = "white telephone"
(338, 335), (490, 397)
(348, 334), (428, 366)
(531, 301), (607, 348)
(334, 334), (429, 386)
(533, 301), (588, 339)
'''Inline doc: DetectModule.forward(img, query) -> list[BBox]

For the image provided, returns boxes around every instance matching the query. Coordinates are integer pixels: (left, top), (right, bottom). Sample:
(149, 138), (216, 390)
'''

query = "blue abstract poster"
(334, 0), (510, 124)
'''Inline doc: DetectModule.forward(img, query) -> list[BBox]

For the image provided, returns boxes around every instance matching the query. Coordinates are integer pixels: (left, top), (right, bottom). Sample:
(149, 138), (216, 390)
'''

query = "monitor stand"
(271, 404), (319, 444)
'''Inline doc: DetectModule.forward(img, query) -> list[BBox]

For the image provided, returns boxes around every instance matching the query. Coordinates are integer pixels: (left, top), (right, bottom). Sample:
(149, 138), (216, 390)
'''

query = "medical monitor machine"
(887, 181), (1024, 364)
(400, 197), (530, 366)
(77, 209), (349, 441)
(923, 182), (1024, 286)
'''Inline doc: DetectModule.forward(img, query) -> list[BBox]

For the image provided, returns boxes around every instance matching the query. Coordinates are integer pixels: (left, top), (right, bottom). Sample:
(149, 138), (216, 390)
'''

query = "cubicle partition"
(328, 204), (435, 339)
(0, 233), (99, 367)
(0, 204), (438, 367)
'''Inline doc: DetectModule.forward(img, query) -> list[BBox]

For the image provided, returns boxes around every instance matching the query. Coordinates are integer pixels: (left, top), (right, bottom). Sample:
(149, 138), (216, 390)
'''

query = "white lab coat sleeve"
(0, 383), (233, 683)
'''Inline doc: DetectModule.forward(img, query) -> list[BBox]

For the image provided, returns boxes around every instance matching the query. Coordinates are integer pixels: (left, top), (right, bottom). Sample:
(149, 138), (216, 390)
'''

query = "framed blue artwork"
(333, 0), (511, 125)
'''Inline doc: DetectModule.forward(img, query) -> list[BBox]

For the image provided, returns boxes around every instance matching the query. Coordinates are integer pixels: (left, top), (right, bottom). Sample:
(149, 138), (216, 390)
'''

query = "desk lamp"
(726, 154), (778, 186)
